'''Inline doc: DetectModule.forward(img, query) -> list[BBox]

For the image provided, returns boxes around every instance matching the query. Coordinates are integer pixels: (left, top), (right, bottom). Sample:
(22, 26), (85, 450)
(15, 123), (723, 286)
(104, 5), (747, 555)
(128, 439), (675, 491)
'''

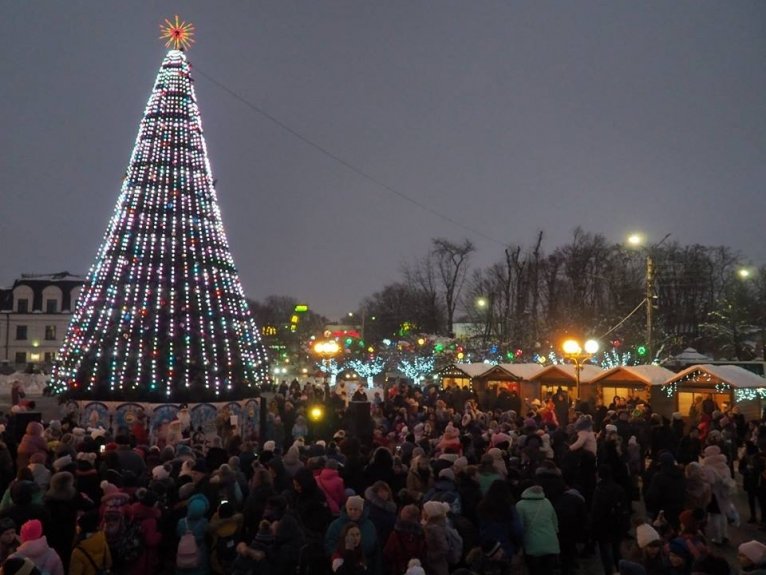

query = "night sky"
(2, 2), (764, 319)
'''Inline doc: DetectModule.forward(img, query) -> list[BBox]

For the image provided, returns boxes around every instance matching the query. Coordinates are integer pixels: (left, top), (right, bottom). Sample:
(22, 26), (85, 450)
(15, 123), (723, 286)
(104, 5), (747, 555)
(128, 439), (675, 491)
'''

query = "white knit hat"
(405, 558), (426, 575)
(739, 540), (766, 565)
(635, 523), (661, 548)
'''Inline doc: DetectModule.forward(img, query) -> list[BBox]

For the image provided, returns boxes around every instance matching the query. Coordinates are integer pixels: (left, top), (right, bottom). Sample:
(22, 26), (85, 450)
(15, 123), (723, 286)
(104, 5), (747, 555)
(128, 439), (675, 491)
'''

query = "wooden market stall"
(498, 363), (545, 404)
(438, 363), (494, 390)
(588, 365), (676, 406)
(650, 364), (766, 420)
(528, 364), (605, 405)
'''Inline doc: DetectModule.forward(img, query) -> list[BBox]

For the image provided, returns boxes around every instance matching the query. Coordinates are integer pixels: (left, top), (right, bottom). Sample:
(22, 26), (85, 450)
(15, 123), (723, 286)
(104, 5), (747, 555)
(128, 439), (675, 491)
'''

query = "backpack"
(101, 509), (142, 564)
(176, 518), (201, 569)
(445, 523), (463, 565)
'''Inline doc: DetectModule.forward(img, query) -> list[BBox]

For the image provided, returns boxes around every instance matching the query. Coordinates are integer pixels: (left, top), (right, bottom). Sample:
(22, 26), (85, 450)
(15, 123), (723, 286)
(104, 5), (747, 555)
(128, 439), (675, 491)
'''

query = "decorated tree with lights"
(397, 356), (435, 387)
(316, 359), (342, 386)
(51, 18), (269, 402)
(346, 357), (386, 387)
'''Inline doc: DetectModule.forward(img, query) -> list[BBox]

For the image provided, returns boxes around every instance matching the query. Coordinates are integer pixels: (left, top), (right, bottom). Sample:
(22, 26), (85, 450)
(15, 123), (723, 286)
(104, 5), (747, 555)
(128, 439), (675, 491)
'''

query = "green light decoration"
(636, 345), (647, 356)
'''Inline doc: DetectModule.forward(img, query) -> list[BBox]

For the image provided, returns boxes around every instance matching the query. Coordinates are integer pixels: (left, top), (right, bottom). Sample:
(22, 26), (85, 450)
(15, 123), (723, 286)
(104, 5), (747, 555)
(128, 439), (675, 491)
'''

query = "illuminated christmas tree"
(51, 19), (269, 402)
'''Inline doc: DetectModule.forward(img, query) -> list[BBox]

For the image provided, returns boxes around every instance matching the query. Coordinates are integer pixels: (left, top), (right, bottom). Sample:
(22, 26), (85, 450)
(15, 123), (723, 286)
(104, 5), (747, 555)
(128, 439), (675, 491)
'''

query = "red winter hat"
(20, 519), (43, 542)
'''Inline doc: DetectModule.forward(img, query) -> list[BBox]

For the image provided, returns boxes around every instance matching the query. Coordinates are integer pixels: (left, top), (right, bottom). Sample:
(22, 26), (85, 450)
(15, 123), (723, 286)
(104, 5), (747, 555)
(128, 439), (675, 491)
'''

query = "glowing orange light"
(160, 15), (196, 51)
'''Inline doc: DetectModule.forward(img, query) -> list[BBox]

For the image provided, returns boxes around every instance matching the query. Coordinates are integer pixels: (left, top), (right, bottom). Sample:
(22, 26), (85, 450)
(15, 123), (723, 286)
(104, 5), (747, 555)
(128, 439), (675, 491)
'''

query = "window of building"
(17, 299), (29, 313)
(14, 352), (26, 365)
(44, 352), (56, 363)
(46, 299), (58, 313)
(45, 325), (56, 340)
(15, 325), (27, 340)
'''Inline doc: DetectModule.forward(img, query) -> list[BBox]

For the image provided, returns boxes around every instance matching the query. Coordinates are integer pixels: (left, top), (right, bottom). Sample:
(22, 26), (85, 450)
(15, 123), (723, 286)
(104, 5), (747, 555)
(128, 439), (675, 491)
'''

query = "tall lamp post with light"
(562, 338), (599, 402)
(627, 232), (671, 363)
(313, 340), (341, 385)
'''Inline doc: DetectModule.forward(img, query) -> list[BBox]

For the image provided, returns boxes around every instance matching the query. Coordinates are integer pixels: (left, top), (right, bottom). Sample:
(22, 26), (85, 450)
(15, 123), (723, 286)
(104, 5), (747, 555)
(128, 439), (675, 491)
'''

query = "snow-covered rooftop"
(591, 365), (677, 387)
(667, 364), (766, 388)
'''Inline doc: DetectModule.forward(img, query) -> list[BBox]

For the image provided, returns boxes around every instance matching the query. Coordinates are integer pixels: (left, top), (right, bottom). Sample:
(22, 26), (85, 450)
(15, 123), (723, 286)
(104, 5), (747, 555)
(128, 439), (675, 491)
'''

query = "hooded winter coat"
(316, 467), (346, 514)
(364, 485), (398, 545)
(12, 535), (64, 575)
(69, 531), (112, 575)
(700, 448), (734, 513)
(17, 422), (48, 470)
(383, 518), (426, 575)
(515, 485), (560, 556)
(175, 493), (210, 575)
(324, 504), (379, 561)
(128, 499), (163, 575)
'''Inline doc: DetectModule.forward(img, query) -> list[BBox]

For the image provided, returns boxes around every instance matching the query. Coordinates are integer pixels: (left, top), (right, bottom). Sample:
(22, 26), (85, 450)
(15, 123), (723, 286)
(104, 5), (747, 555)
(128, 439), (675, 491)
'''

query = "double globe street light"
(562, 338), (600, 401)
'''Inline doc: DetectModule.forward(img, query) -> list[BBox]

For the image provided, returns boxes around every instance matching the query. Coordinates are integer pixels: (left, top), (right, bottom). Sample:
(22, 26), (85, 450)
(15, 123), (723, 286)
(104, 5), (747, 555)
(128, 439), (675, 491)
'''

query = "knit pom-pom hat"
(20, 519), (43, 543)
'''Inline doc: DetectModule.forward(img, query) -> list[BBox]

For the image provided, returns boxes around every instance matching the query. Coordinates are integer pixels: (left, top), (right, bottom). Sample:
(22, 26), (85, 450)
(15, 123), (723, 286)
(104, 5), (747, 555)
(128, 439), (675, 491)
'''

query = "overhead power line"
(193, 66), (505, 246)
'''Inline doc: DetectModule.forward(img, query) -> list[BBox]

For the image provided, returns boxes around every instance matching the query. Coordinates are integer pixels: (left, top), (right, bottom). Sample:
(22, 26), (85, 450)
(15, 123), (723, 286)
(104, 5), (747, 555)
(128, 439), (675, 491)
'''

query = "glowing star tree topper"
(160, 15), (195, 51)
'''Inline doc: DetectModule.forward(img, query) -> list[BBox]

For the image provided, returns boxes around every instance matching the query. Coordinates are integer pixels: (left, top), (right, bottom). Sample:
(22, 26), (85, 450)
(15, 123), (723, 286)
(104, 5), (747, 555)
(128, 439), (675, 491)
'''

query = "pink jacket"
(315, 468), (346, 514)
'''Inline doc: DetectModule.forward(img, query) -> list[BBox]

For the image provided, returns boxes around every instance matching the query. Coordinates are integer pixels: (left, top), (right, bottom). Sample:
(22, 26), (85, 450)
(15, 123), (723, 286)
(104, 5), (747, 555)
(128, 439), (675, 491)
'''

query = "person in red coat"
(127, 487), (162, 575)
(316, 459), (346, 515)
(383, 504), (426, 575)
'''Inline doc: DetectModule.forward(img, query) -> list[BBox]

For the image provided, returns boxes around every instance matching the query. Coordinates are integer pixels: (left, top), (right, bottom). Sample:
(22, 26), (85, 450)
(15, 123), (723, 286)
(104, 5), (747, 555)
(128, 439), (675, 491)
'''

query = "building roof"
(17, 272), (86, 283)
(667, 364), (766, 388)
(591, 365), (677, 387)
(529, 363), (604, 383)
(497, 362), (545, 380)
(450, 363), (496, 378)
(662, 347), (713, 365)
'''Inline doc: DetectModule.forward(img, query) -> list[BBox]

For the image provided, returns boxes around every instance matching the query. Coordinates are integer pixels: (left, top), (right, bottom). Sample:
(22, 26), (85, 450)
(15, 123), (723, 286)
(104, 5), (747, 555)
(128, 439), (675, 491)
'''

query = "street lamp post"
(562, 338), (599, 402)
(627, 233), (671, 363)
(313, 340), (340, 384)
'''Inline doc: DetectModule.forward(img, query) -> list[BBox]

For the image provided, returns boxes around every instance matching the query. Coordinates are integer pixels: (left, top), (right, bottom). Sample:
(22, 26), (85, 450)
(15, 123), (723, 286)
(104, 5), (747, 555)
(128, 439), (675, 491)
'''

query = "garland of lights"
(398, 357), (435, 386)
(346, 357), (386, 386)
(660, 369), (766, 402)
(50, 44), (269, 400)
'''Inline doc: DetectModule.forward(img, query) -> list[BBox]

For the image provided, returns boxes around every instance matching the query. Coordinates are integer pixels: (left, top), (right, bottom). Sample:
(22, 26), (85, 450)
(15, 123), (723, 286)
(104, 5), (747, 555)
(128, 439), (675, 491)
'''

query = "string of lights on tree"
(51, 19), (269, 401)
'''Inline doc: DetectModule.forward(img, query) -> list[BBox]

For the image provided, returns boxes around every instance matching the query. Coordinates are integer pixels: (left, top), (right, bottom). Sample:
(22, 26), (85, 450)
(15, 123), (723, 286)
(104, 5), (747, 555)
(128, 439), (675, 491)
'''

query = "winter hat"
(422, 500), (449, 519)
(178, 482), (196, 501)
(491, 432), (512, 447)
(438, 453), (458, 464)
(487, 447), (503, 460)
(438, 468), (455, 482)
(400, 504), (421, 523)
(345, 495), (365, 512)
(100, 480), (119, 497)
(76, 452), (97, 465)
(262, 440), (276, 452)
(152, 465), (170, 481)
(25, 421), (43, 436)
(523, 418), (537, 430)
(29, 452), (47, 465)
(604, 424), (618, 434)
(52, 455), (73, 471)
(719, 417), (730, 428)
(575, 415), (593, 431)
(20, 519), (43, 543)
(443, 424), (459, 440)
(739, 540), (766, 565)
(636, 523), (661, 549)
(48, 471), (75, 499)
(136, 487), (158, 507)
(405, 559), (426, 575)
(453, 456), (469, 473)
(703, 445), (721, 458)
(668, 538), (691, 562)
(672, 412), (682, 420)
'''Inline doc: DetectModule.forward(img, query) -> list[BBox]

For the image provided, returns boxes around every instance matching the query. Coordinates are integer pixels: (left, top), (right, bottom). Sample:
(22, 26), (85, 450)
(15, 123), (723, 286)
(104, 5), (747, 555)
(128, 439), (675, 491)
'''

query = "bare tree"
(432, 238), (475, 336)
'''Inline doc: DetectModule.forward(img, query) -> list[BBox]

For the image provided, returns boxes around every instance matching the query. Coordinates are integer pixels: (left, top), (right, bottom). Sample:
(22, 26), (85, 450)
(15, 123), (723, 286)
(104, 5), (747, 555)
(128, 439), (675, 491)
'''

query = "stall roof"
(667, 364), (766, 388)
(591, 365), (677, 387)
(497, 363), (545, 380)
(447, 363), (496, 378)
(529, 364), (604, 383)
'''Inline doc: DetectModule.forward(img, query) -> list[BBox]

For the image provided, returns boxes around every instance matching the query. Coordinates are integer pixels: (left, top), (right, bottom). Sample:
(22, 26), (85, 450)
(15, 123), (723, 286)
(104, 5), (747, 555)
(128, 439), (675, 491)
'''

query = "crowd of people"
(0, 378), (764, 575)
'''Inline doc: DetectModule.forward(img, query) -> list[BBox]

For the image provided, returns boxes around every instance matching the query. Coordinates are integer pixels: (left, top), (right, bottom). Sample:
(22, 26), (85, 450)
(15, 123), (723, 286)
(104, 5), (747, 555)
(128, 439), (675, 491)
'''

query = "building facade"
(0, 272), (84, 370)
